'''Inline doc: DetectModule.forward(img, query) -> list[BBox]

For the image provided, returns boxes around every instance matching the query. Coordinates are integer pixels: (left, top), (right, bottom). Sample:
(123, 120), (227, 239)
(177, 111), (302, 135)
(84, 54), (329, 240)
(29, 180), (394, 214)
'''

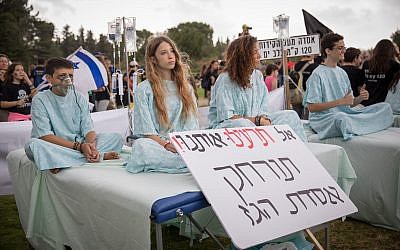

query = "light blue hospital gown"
(25, 89), (123, 170)
(304, 65), (393, 140)
(208, 70), (307, 142)
(209, 72), (312, 250)
(385, 80), (400, 114)
(126, 80), (199, 173)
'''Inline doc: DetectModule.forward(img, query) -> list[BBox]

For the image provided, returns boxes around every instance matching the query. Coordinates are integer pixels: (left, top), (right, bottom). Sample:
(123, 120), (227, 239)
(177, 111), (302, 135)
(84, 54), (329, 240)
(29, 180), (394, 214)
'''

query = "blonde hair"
(145, 35), (196, 128)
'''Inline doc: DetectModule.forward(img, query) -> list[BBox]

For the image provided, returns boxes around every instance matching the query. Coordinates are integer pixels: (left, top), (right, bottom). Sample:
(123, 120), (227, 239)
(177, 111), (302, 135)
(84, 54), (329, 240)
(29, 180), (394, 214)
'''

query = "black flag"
(302, 9), (333, 37)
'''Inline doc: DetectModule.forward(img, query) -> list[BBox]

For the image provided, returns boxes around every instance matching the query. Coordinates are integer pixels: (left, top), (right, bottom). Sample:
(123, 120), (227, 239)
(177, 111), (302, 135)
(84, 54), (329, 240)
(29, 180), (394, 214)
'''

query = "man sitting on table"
(25, 57), (123, 173)
(303, 33), (393, 140)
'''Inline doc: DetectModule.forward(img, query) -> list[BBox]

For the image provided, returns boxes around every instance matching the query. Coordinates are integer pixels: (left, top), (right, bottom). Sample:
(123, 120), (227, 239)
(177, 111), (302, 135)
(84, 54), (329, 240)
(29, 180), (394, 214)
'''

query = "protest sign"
(170, 125), (357, 249)
(259, 34), (320, 60)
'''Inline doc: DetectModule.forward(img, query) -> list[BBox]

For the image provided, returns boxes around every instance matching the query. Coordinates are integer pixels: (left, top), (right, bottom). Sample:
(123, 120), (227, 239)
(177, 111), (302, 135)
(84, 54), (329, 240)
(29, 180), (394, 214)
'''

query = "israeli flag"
(67, 47), (107, 98)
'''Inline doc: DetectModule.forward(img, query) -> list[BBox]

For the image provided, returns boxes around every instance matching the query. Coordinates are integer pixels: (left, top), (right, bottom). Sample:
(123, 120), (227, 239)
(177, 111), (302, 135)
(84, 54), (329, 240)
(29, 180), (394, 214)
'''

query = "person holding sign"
(126, 35), (198, 173)
(303, 33), (393, 140)
(208, 35), (307, 142)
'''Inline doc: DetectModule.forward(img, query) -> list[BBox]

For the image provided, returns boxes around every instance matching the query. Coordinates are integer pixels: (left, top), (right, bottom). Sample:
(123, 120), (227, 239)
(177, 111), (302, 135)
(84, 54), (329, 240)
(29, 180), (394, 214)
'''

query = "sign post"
(170, 125), (357, 249)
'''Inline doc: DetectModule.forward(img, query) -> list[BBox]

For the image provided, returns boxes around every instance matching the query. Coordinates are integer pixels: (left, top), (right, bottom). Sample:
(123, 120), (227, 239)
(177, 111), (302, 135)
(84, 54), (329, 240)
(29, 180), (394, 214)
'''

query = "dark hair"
(265, 64), (279, 75)
(343, 47), (361, 63)
(45, 57), (73, 76)
(369, 39), (397, 73)
(0, 54), (9, 60)
(320, 33), (344, 58)
(225, 35), (258, 88)
(5, 62), (24, 84)
(38, 58), (45, 65)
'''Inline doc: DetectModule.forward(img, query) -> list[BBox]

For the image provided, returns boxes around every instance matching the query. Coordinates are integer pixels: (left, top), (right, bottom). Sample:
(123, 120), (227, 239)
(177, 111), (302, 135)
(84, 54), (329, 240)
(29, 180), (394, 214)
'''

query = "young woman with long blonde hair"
(126, 35), (198, 173)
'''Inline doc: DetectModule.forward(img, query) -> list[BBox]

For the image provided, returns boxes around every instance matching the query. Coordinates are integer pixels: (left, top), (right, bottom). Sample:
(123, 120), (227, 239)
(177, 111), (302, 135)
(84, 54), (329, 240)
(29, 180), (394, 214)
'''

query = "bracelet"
(163, 141), (171, 148)
(73, 141), (79, 150)
(255, 115), (261, 126)
(29, 85), (35, 89)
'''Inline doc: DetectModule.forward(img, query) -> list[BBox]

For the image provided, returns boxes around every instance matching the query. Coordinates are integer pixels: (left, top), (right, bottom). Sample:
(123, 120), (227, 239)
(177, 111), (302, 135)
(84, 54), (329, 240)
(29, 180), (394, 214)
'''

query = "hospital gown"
(208, 70), (307, 142)
(25, 89), (123, 170)
(385, 80), (400, 115)
(126, 80), (199, 173)
(304, 65), (393, 140)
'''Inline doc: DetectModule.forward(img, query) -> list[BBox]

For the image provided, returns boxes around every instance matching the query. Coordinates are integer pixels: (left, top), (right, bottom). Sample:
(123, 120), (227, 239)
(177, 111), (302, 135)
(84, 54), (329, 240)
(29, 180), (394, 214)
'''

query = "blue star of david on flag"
(73, 62), (80, 69)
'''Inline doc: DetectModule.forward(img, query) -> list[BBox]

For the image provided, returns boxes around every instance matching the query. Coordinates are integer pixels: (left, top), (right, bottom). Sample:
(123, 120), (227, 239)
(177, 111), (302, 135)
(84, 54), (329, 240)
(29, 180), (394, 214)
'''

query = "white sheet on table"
(305, 126), (400, 230)
(7, 143), (355, 250)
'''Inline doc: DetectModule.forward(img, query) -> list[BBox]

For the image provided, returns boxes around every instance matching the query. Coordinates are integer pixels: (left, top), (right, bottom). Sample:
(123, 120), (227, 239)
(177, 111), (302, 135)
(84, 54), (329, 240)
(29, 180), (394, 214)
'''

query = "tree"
(167, 22), (214, 60)
(0, 0), (34, 63)
(60, 25), (79, 56)
(78, 26), (85, 46)
(391, 29), (400, 48)
(30, 19), (62, 62)
(85, 30), (97, 54)
(96, 34), (113, 62)
(135, 29), (153, 63)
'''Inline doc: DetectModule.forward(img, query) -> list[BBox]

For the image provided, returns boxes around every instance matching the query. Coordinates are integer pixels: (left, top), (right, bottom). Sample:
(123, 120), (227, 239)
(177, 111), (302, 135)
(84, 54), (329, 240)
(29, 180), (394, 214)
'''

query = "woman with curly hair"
(126, 35), (198, 173)
(208, 35), (306, 142)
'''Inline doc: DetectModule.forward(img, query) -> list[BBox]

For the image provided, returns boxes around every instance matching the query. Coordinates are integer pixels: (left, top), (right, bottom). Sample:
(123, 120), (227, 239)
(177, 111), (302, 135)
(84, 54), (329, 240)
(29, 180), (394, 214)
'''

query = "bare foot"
(103, 151), (119, 160)
(50, 168), (61, 174)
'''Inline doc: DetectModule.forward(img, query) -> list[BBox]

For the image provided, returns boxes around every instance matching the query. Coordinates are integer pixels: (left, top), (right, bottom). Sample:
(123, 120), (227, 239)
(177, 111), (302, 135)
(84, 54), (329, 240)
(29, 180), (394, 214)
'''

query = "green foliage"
(167, 22), (214, 60)
(135, 29), (153, 64)
(0, 0), (34, 64)
(391, 29), (400, 48)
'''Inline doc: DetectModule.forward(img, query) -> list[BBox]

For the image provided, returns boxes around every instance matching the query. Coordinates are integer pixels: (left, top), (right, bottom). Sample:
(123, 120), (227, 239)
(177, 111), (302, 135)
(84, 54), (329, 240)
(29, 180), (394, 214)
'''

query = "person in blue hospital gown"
(208, 35), (312, 250)
(304, 33), (393, 140)
(208, 35), (307, 142)
(25, 57), (123, 173)
(385, 71), (400, 114)
(126, 36), (198, 173)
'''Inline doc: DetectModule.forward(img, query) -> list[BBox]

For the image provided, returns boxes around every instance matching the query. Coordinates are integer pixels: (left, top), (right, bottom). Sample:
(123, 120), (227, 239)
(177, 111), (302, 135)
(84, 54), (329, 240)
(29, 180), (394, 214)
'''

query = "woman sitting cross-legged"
(126, 35), (198, 173)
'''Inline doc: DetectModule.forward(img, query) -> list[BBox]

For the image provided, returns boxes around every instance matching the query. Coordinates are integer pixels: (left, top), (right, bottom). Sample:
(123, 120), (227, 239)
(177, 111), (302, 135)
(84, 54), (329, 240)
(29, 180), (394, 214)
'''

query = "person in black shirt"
(1, 63), (37, 114)
(341, 47), (364, 97)
(294, 55), (319, 91)
(362, 39), (400, 106)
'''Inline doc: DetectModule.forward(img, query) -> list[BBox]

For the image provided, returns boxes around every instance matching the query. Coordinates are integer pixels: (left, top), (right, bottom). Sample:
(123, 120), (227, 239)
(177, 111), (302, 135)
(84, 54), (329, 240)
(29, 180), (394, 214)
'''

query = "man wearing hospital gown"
(303, 33), (393, 140)
(208, 35), (307, 142)
(25, 57), (123, 173)
(208, 35), (312, 250)
(126, 36), (198, 173)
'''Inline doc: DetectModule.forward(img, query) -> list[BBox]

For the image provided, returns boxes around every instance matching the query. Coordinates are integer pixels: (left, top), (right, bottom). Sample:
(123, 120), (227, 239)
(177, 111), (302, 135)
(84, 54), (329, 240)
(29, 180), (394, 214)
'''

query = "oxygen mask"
(53, 75), (74, 96)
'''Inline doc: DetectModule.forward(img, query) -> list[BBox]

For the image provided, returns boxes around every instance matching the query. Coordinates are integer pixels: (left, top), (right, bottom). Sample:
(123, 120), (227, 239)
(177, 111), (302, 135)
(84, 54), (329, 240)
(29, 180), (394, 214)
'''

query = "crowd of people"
(1, 29), (400, 248)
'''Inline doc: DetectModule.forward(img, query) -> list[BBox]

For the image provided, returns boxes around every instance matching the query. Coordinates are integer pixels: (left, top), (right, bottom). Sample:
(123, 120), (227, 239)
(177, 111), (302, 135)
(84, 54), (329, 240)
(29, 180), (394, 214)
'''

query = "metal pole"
(123, 17), (132, 107)
(281, 39), (290, 110)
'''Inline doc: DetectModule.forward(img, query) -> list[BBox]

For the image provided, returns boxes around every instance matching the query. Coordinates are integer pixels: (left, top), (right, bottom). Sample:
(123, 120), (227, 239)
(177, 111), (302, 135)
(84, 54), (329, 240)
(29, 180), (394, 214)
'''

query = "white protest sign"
(169, 125), (357, 249)
(258, 34), (320, 60)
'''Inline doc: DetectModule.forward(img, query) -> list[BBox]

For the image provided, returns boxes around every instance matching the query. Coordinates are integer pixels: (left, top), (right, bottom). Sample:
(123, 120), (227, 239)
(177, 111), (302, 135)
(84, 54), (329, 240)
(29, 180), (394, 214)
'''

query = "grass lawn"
(1, 194), (399, 249)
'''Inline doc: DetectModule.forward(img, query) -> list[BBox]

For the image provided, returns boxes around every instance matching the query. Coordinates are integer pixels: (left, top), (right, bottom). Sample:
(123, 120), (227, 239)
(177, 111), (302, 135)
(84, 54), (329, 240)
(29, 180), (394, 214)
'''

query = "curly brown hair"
(145, 35), (196, 129)
(224, 35), (258, 88)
